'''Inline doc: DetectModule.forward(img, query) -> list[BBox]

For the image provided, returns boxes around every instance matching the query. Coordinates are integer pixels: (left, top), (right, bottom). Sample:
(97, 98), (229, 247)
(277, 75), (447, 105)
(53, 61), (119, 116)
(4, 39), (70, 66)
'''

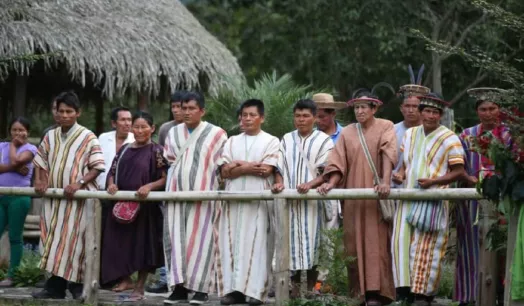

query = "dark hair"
(110, 107), (131, 122)
(293, 99), (317, 116)
(170, 90), (187, 103)
(418, 104), (443, 115)
(9, 116), (31, 132)
(55, 91), (81, 112)
(132, 111), (154, 127)
(240, 99), (265, 116)
(182, 91), (205, 109)
(318, 108), (336, 114)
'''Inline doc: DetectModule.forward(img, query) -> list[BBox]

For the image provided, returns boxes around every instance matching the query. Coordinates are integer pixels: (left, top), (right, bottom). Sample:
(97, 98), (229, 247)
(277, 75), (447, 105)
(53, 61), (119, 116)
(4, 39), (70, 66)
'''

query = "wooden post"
(137, 93), (149, 111)
(94, 98), (104, 136)
(13, 75), (28, 117)
(274, 198), (290, 305)
(82, 199), (101, 305)
(504, 205), (524, 306)
(478, 200), (499, 306)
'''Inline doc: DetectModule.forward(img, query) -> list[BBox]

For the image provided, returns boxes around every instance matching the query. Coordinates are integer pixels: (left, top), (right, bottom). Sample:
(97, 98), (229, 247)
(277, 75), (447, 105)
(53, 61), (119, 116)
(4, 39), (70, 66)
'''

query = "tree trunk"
(0, 99), (8, 139)
(13, 75), (28, 117)
(137, 93), (149, 111)
(432, 54), (454, 129)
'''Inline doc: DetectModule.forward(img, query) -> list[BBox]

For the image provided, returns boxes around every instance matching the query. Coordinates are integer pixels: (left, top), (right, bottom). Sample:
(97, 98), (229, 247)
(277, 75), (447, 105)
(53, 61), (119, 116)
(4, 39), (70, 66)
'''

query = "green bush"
(317, 228), (355, 296)
(436, 261), (454, 299)
(12, 251), (44, 287)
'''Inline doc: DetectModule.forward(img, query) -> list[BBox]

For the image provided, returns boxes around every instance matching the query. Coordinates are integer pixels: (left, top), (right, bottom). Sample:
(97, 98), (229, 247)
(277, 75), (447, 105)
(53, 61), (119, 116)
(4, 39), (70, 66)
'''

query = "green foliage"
(486, 219), (508, 253)
(285, 295), (358, 306)
(205, 72), (323, 138)
(0, 266), (6, 280)
(317, 228), (355, 297)
(12, 251), (44, 287)
(436, 262), (455, 299)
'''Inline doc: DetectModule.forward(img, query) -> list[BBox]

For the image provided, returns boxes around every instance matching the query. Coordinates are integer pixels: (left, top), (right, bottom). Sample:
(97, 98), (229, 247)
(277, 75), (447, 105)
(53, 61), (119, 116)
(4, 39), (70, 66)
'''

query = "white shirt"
(97, 131), (135, 189)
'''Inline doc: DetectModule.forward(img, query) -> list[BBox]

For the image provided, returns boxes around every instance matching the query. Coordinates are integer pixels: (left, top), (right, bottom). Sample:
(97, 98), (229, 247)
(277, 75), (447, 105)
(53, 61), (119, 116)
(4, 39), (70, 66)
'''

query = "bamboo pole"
(0, 187), (483, 201)
(274, 198), (290, 305)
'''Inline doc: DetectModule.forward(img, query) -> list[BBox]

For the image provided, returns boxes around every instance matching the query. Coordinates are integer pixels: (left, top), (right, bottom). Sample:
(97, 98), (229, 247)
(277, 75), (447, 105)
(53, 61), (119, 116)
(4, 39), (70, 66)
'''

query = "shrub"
(12, 251), (44, 287)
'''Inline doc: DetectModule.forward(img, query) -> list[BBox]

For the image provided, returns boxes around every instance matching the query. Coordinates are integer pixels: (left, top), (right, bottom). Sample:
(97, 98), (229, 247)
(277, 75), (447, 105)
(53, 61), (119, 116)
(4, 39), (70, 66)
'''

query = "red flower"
(478, 135), (491, 151)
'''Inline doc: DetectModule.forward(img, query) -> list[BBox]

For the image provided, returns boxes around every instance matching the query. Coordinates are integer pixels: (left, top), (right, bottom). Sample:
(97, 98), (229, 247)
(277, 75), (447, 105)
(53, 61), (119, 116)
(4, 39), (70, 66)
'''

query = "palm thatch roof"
(0, 0), (243, 98)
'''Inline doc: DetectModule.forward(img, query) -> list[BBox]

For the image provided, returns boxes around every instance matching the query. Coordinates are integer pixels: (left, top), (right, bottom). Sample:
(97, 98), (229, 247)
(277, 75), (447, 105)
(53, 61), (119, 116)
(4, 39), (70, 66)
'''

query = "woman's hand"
(136, 184), (152, 200)
(107, 184), (119, 195)
(392, 171), (405, 185)
(11, 133), (27, 147)
(374, 183), (391, 199)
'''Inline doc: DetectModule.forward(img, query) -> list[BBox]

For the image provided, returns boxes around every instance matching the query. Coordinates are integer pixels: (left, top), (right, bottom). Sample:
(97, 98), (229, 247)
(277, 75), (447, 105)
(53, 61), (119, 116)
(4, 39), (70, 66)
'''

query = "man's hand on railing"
(34, 180), (49, 195)
(297, 182), (313, 194)
(64, 183), (82, 199)
(374, 183), (391, 199)
(317, 182), (334, 195)
(271, 183), (284, 194)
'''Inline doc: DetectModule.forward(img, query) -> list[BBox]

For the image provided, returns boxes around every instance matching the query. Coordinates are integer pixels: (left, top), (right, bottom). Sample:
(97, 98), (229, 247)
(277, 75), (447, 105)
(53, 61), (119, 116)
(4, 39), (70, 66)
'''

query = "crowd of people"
(0, 66), (509, 306)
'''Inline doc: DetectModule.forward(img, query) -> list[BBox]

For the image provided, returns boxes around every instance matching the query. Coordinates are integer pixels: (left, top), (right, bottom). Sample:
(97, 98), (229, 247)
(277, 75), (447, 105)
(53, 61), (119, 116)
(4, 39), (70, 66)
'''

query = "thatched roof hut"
(0, 0), (243, 134)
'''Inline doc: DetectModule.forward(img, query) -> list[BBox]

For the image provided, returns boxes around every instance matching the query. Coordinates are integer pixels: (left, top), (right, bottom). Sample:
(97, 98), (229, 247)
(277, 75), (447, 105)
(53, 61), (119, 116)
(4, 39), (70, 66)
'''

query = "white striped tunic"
(277, 130), (335, 271)
(215, 131), (280, 301)
(33, 124), (105, 283)
(163, 122), (228, 293)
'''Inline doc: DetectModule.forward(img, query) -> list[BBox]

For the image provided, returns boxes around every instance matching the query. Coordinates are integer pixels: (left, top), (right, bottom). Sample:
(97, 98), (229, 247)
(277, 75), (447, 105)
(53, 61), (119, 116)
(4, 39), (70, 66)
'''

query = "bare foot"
(112, 277), (135, 292)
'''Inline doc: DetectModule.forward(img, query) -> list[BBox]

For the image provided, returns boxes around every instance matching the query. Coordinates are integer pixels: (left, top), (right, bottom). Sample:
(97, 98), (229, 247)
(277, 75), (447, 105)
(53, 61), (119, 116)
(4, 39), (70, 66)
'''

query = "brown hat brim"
(315, 101), (347, 110)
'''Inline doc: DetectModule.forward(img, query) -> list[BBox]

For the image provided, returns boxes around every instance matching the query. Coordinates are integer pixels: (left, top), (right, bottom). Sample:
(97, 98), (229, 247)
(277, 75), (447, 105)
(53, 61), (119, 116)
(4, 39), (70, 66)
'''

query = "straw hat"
(467, 87), (507, 104)
(312, 93), (347, 110)
(418, 93), (450, 110)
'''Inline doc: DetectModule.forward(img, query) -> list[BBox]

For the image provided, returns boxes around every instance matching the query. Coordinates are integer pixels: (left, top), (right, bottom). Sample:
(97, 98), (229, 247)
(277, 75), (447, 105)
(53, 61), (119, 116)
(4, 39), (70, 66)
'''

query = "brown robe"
(324, 118), (397, 302)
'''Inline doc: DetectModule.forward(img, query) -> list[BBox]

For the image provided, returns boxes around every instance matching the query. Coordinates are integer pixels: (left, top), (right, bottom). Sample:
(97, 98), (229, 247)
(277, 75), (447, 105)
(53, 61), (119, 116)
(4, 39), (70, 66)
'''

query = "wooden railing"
(0, 187), (519, 306)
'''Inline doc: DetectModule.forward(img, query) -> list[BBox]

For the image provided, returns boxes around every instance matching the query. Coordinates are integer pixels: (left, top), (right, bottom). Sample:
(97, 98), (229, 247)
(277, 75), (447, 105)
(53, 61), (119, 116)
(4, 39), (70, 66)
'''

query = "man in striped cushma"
(454, 88), (512, 306)
(216, 99), (280, 305)
(391, 93), (466, 305)
(32, 91), (105, 300)
(162, 92), (228, 305)
(390, 66), (430, 304)
(271, 99), (336, 298)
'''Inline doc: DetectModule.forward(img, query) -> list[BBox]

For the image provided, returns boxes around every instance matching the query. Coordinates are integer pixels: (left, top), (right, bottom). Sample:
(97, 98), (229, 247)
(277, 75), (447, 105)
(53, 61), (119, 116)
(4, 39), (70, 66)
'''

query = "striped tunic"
(163, 121), (227, 293)
(33, 124), (105, 283)
(392, 125), (464, 295)
(215, 131), (280, 301)
(277, 130), (335, 270)
(454, 124), (511, 302)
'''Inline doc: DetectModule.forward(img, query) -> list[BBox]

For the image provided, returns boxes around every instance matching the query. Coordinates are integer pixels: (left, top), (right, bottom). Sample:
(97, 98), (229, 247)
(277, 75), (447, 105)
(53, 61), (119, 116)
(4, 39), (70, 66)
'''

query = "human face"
(132, 118), (155, 145)
(353, 102), (377, 124)
(420, 106), (442, 133)
(57, 103), (80, 128)
(172, 101), (183, 123)
(477, 101), (500, 128)
(182, 100), (205, 129)
(112, 110), (132, 135)
(10, 122), (28, 143)
(241, 106), (264, 135)
(294, 109), (315, 136)
(315, 109), (336, 133)
(400, 96), (421, 124)
(52, 101), (60, 124)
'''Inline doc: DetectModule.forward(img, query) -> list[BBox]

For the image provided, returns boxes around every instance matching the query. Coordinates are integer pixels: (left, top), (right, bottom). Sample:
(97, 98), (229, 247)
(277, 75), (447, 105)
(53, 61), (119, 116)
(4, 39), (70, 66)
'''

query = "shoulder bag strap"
(292, 132), (317, 176)
(114, 144), (130, 186)
(356, 123), (381, 186)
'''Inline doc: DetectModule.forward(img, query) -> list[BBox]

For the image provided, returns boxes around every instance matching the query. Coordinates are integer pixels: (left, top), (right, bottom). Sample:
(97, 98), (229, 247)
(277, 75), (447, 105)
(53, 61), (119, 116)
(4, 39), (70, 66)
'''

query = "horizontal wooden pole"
(0, 187), (483, 201)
